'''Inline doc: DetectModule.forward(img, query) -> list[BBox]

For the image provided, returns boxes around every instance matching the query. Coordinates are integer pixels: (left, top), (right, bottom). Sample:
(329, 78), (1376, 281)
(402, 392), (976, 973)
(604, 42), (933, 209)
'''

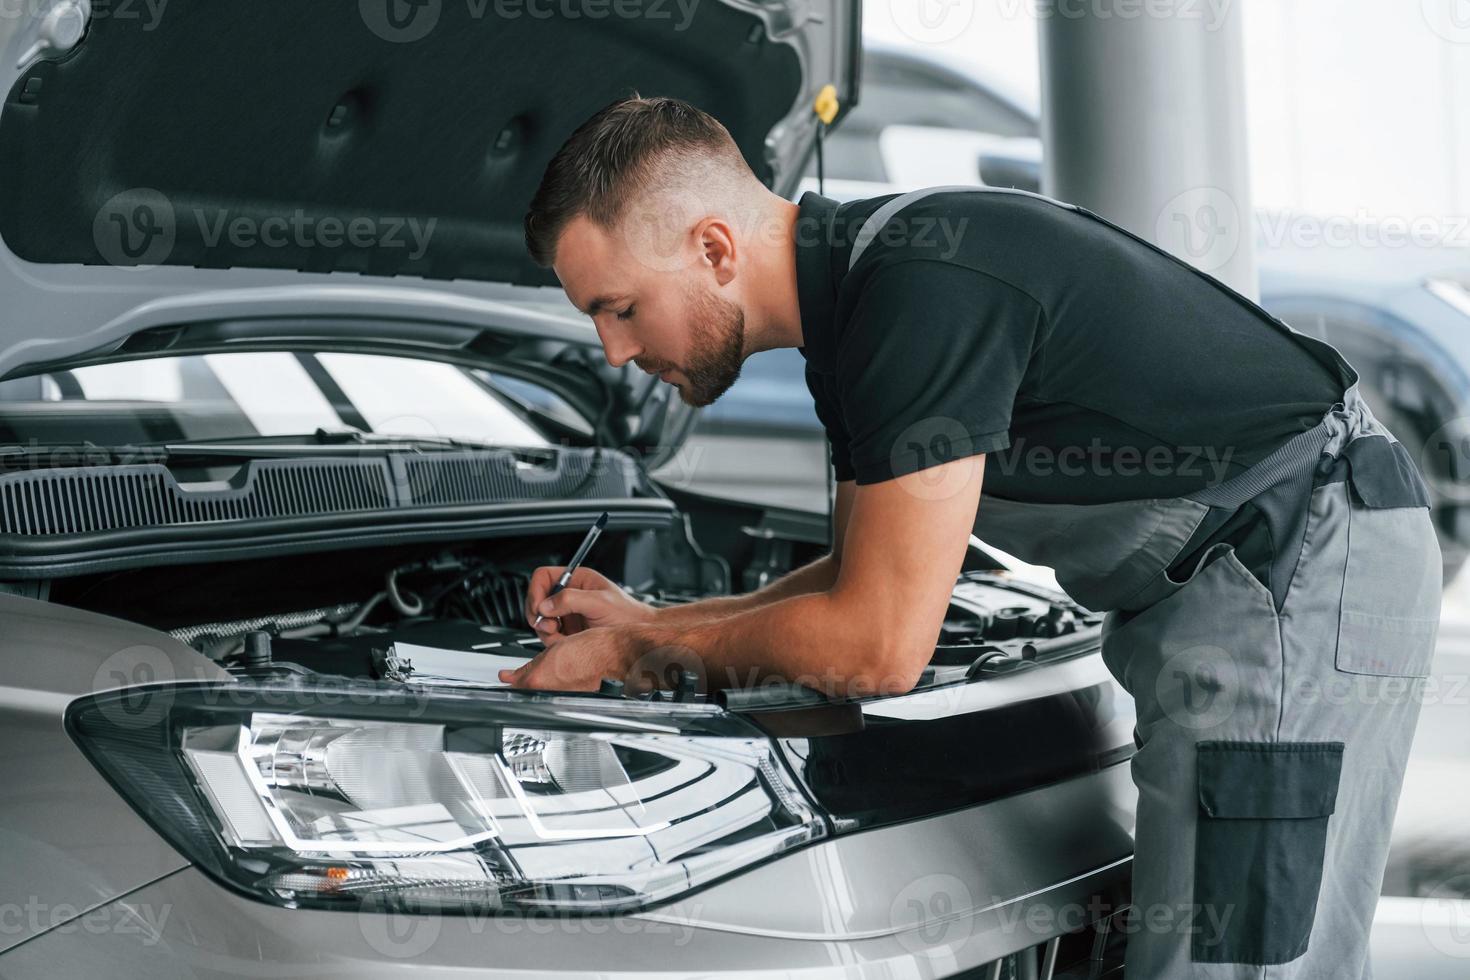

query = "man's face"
(552, 214), (745, 407)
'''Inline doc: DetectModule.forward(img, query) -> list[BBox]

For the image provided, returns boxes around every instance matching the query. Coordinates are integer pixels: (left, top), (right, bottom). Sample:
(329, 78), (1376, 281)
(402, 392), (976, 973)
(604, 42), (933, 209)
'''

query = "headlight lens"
(69, 683), (824, 913)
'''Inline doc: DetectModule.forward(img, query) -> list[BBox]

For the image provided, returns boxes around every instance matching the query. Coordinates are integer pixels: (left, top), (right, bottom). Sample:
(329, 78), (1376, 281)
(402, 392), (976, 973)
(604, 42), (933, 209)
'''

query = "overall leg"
(1271, 480), (1439, 979)
(1100, 480), (1439, 979)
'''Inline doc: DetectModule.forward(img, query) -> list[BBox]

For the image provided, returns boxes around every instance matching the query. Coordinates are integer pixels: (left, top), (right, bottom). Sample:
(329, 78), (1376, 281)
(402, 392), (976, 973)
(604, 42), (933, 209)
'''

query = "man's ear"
(696, 218), (737, 287)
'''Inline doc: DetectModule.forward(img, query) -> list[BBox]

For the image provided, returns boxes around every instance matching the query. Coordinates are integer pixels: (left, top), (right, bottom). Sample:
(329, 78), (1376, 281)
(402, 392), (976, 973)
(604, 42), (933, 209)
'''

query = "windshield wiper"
(0, 431), (532, 469)
(0, 442), (169, 470)
(155, 428), (518, 455)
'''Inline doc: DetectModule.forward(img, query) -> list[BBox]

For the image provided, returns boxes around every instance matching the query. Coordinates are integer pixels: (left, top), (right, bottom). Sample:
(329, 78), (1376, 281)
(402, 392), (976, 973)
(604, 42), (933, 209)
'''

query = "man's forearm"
(649, 554), (839, 628)
(637, 587), (923, 698)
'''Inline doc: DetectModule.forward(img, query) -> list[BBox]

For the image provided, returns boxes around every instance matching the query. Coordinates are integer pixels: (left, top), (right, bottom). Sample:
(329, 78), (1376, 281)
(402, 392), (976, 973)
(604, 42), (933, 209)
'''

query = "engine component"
(1035, 606), (1077, 637)
(674, 669), (700, 702)
(741, 525), (793, 592)
(171, 602), (359, 648)
(988, 606), (1033, 640)
(432, 565), (533, 630)
(269, 620), (535, 681)
(239, 631), (272, 669)
(965, 650), (1019, 680)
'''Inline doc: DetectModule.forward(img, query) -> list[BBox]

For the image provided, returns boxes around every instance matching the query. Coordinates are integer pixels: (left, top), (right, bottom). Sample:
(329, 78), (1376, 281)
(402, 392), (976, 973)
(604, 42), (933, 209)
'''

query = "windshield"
(0, 352), (550, 449)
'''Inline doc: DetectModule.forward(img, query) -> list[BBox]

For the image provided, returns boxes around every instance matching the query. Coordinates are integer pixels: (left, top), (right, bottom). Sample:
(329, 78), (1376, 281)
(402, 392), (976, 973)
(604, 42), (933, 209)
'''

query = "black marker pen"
(533, 511), (609, 628)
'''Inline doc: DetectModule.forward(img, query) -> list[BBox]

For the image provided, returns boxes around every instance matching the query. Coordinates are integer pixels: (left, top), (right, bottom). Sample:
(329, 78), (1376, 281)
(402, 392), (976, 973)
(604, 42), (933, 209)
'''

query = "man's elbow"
(859, 636), (931, 696)
(825, 593), (934, 696)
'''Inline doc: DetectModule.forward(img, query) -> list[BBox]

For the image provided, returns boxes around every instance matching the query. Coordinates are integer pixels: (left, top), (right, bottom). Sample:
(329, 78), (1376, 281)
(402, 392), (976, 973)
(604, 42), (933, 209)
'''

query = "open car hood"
(0, 0), (859, 450)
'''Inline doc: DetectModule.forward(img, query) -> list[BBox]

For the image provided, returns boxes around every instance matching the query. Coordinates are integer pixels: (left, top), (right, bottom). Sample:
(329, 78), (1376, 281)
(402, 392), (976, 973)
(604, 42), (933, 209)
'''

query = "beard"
(643, 282), (746, 408)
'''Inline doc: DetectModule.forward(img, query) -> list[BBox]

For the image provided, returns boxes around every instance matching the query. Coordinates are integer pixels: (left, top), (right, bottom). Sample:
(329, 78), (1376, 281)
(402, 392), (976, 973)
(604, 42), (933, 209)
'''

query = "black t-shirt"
(794, 189), (1349, 503)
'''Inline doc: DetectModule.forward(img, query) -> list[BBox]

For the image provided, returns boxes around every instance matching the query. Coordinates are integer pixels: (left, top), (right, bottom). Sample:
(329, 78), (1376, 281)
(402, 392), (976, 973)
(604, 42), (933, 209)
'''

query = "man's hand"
(524, 566), (655, 644)
(498, 625), (663, 691)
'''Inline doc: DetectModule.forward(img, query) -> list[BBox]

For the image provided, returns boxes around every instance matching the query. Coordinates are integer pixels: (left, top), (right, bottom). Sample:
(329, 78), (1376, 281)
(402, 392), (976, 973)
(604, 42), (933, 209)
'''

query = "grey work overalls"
(850, 189), (1443, 978)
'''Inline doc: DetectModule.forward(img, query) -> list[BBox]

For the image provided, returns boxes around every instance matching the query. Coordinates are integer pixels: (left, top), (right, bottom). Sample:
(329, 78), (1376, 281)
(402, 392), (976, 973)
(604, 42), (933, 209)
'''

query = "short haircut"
(524, 95), (750, 268)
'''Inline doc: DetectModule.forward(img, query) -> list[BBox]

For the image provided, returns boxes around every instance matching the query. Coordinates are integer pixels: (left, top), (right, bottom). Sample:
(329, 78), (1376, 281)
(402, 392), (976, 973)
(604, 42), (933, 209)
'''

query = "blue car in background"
(659, 40), (1470, 583)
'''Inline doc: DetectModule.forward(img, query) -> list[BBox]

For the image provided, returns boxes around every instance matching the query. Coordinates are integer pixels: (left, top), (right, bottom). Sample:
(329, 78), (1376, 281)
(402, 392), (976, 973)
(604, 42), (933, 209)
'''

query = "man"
(501, 96), (1441, 979)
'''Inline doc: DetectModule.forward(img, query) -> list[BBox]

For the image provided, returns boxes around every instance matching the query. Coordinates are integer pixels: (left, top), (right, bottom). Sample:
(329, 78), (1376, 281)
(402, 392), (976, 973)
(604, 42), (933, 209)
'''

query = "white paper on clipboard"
(391, 641), (537, 687)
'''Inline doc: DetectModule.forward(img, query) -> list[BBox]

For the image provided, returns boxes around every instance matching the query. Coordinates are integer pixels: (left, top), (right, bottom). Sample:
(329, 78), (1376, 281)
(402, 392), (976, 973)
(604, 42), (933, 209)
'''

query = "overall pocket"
(1191, 740), (1344, 965)
(1336, 497), (1441, 677)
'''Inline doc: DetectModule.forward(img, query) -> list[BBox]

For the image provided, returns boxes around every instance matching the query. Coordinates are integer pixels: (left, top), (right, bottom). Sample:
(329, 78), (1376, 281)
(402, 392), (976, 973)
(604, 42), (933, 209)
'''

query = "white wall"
(862, 0), (1470, 223)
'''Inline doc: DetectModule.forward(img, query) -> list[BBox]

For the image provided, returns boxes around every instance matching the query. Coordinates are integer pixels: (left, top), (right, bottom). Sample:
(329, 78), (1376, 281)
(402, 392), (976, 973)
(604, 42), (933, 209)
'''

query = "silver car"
(0, 2), (1135, 976)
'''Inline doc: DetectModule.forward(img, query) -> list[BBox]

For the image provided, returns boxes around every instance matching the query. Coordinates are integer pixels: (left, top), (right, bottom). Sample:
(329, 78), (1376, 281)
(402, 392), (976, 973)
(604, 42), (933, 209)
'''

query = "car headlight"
(68, 682), (825, 913)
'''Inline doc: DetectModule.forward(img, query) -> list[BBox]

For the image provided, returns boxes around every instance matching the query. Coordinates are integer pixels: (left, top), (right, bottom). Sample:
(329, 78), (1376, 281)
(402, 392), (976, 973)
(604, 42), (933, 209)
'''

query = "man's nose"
(596, 321), (643, 369)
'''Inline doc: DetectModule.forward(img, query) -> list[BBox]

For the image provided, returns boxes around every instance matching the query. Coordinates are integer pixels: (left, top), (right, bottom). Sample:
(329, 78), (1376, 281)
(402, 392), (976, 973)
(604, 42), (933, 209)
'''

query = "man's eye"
(616, 306), (635, 321)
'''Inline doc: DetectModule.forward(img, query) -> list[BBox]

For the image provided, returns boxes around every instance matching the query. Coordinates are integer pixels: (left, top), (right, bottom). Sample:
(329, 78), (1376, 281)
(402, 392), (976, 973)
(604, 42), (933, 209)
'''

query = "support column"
(1039, 0), (1259, 298)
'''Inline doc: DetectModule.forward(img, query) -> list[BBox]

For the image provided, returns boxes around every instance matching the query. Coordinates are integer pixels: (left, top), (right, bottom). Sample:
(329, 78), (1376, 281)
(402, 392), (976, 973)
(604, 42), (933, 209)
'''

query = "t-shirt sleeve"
(835, 260), (1045, 485)
(803, 364), (855, 482)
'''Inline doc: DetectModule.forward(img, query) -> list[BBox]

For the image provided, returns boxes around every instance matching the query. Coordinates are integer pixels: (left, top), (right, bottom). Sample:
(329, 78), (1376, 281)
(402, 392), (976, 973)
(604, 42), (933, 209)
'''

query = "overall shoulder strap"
(847, 185), (1077, 271)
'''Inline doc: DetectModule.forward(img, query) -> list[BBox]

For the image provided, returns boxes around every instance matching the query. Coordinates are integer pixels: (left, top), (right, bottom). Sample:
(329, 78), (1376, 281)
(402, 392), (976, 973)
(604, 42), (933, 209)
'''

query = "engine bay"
(128, 538), (1103, 706)
(23, 483), (1102, 707)
(0, 438), (1103, 706)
